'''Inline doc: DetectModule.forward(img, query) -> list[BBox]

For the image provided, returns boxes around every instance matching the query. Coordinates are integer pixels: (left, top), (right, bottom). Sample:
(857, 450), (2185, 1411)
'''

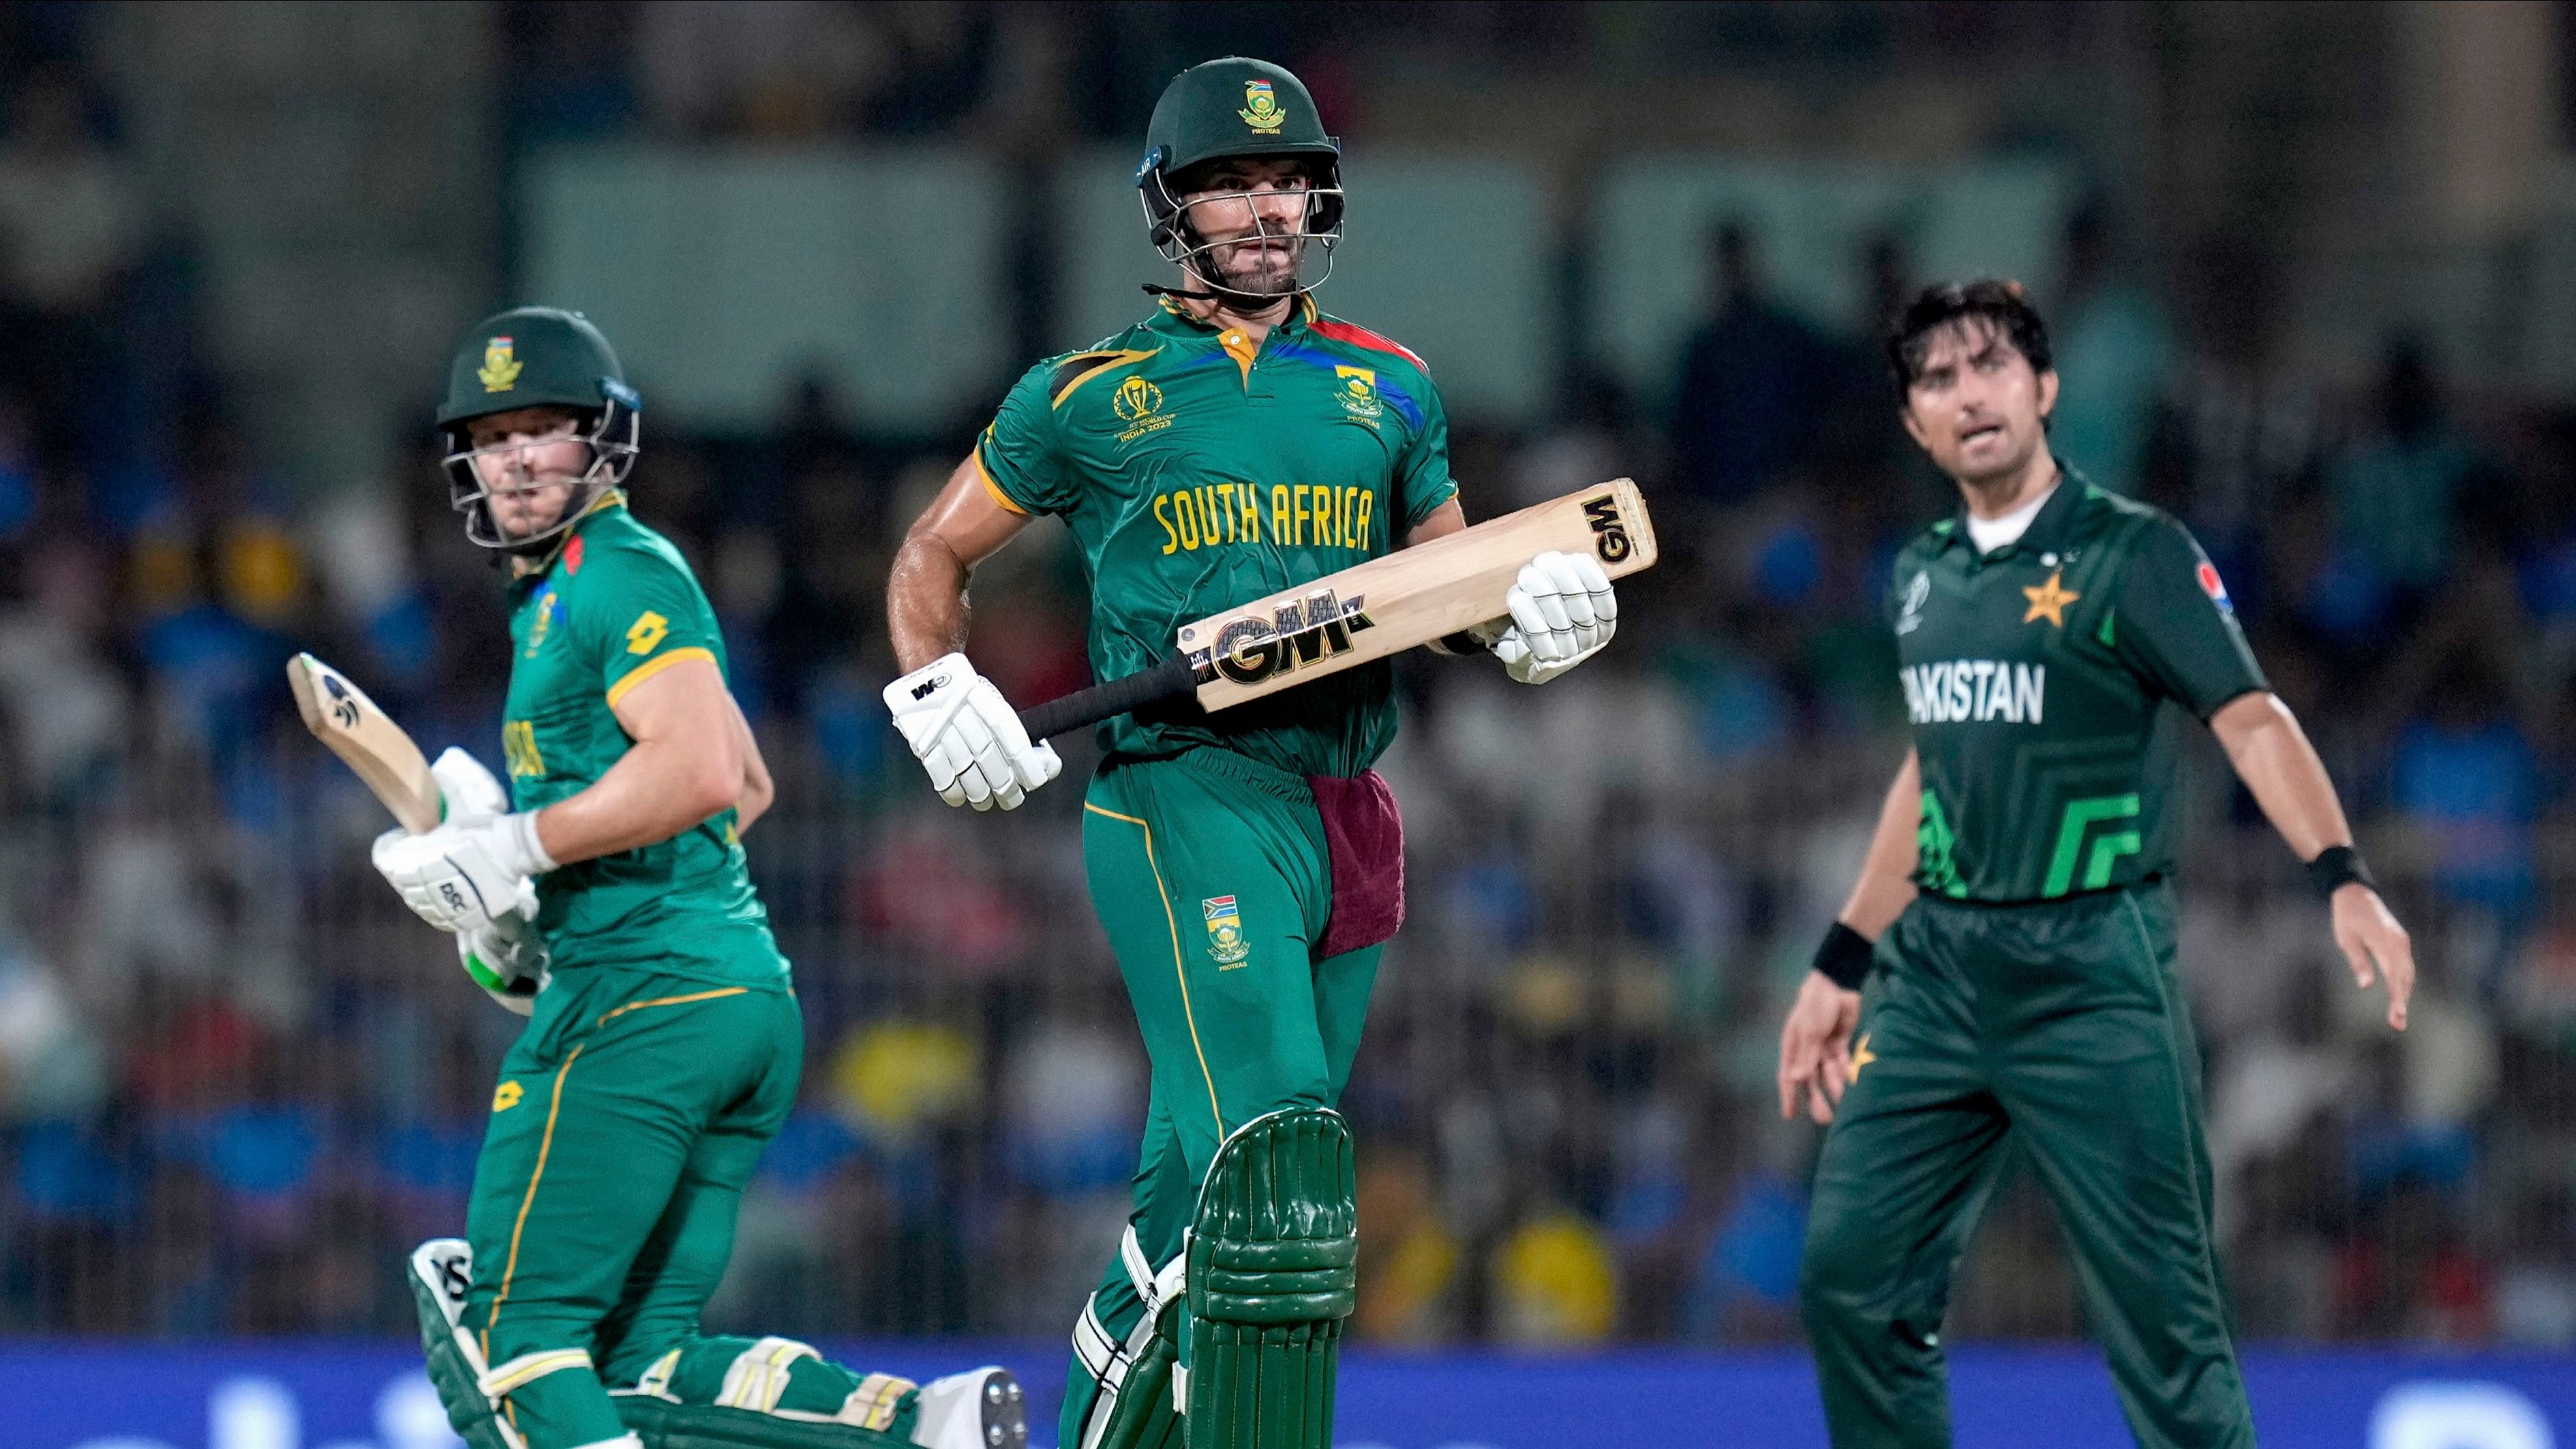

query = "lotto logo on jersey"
(626, 610), (669, 655)
(2197, 561), (2234, 613)
(1203, 896), (1250, 966)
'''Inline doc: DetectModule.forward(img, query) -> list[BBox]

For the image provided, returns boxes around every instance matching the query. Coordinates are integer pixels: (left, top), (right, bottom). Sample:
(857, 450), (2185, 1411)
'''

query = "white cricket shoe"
(909, 1367), (1027, 1449)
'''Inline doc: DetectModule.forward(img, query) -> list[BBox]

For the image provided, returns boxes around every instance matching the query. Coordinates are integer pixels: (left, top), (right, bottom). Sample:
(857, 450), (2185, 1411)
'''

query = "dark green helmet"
(1136, 57), (1344, 300)
(436, 306), (641, 553)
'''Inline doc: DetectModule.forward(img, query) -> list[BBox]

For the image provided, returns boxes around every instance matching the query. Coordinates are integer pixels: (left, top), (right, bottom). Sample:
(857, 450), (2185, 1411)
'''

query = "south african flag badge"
(1204, 895), (1250, 967)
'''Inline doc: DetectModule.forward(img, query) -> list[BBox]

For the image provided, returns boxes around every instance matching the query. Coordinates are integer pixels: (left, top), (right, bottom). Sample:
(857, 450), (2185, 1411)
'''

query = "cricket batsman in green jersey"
(369, 307), (1026, 1449)
(1776, 281), (2419, 1448)
(882, 59), (1621, 1449)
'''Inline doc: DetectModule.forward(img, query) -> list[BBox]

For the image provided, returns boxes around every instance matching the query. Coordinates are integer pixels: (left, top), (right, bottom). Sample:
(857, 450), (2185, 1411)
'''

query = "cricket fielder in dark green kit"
(372, 308), (1024, 1449)
(883, 58), (1622, 1449)
(1776, 281), (2418, 1448)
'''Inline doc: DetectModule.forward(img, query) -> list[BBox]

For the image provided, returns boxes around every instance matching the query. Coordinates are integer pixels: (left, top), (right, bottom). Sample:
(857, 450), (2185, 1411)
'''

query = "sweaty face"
(1899, 319), (2059, 487)
(466, 406), (590, 540)
(1175, 158), (1315, 297)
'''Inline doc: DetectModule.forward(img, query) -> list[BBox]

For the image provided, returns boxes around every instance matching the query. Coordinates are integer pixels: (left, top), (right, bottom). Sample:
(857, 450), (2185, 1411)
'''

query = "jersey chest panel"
(1063, 360), (1402, 617)
(1896, 536), (2165, 900)
(503, 580), (622, 804)
(1894, 545), (2143, 737)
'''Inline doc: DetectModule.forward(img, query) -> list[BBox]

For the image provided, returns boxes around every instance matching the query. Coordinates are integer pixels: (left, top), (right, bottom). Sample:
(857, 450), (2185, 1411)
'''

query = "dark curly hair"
(1885, 279), (2052, 394)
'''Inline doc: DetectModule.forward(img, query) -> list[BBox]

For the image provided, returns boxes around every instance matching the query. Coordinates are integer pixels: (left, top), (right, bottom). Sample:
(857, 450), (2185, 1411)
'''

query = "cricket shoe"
(909, 1367), (1026, 1449)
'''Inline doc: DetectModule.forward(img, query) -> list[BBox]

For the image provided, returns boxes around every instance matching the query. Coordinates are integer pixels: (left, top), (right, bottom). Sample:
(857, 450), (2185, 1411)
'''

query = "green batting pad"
(1185, 1108), (1357, 1449)
(1080, 1307), (1187, 1449)
(406, 1248), (519, 1449)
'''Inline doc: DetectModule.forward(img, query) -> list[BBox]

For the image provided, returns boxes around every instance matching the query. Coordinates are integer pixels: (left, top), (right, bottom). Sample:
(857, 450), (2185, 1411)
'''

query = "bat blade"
(1176, 476), (1656, 712)
(1014, 478), (1657, 737)
(287, 652), (442, 833)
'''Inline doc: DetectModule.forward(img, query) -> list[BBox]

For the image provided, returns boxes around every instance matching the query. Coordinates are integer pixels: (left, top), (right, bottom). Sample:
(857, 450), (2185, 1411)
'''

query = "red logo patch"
(2197, 560), (2232, 610)
(563, 536), (584, 576)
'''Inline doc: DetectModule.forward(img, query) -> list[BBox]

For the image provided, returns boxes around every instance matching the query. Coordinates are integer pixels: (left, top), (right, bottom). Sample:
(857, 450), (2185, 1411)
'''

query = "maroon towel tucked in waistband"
(1307, 769), (1405, 958)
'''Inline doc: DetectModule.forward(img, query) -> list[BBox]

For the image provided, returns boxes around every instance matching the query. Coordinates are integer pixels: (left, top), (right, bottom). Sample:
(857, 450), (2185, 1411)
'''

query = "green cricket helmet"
(1136, 57), (1344, 301)
(436, 306), (641, 554)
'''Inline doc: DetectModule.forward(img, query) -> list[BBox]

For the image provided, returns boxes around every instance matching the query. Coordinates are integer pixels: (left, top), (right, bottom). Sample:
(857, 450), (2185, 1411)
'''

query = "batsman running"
(373, 307), (1024, 1449)
(1777, 281), (2416, 1448)
(883, 58), (1620, 1449)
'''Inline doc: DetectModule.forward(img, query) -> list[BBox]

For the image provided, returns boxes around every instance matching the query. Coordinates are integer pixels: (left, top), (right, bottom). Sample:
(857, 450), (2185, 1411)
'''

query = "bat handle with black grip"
(1016, 655), (1197, 740)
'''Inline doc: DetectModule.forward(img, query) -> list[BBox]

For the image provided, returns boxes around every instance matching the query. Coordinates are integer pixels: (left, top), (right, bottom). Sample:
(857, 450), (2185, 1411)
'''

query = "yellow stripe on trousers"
(481, 985), (752, 1351)
(1087, 802), (1226, 1137)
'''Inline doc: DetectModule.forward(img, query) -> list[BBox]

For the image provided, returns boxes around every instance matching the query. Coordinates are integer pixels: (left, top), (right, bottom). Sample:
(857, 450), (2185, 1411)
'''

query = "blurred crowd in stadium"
(1, 1), (2574, 1359)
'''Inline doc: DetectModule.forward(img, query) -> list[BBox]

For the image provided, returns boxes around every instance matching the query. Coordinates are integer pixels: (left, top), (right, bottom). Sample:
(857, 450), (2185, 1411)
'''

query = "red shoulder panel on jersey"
(1309, 319), (1428, 373)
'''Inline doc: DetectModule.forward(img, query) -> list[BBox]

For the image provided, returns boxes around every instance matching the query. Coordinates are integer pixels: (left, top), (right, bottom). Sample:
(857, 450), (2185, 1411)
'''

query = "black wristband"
(1813, 921), (1876, 990)
(2305, 844), (2377, 900)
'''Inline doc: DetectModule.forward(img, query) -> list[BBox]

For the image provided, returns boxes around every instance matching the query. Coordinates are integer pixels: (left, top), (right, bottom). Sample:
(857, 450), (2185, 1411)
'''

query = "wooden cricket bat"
(287, 652), (442, 833)
(1017, 477), (1657, 739)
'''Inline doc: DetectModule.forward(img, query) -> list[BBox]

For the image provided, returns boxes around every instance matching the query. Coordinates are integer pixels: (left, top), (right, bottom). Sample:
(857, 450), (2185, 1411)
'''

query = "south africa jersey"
(501, 495), (785, 985)
(976, 294), (1457, 779)
(1888, 472), (2267, 903)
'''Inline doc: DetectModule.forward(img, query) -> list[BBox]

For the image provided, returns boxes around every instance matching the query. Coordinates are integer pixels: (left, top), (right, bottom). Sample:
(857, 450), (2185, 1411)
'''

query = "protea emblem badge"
(1239, 80), (1285, 134)
(478, 336), (522, 393)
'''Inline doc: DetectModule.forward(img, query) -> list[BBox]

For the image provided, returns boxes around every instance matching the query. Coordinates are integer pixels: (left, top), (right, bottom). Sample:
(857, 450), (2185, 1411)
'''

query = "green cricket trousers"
(461, 966), (915, 1448)
(1800, 882), (2254, 1449)
(1061, 748), (1387, 1444)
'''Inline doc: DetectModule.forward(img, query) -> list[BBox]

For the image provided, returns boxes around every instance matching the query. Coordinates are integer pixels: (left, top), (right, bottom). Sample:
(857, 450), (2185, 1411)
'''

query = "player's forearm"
(1404, 498), (1466, 545)
(886, 528), (973, 673)
(1838, 750), (1922, 939)
(2211, 691), (2351, 861)
(534, 732), (742, 864)
(729, 692), (774, 834)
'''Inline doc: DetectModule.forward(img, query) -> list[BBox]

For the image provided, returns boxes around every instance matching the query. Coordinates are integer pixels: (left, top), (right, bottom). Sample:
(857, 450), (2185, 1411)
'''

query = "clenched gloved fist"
(883, 652), (1062, 811)
(1474, 550), (1618, 685)
(373, 811), (556, 934)
(457, 887), (547, 1016)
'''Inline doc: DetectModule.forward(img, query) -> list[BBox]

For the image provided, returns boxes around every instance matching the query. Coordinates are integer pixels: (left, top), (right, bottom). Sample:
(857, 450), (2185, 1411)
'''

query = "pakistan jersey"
(501, 495), (785, 985)
(1888, 472), (2266, 903)
(976, 294), (1457, 779)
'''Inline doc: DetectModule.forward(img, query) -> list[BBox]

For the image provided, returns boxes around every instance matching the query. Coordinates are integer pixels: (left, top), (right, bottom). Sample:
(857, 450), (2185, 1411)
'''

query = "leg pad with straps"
(1070, 1225), (1187, 1449)
(1185, 1108), (1357, 1449)
(409, 1239), (524, 1449)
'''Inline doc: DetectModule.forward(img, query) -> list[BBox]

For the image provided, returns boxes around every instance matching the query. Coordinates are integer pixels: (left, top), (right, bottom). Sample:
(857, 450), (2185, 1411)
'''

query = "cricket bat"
(286, 652), (442, 833)
(1016, 477), (1657, 739)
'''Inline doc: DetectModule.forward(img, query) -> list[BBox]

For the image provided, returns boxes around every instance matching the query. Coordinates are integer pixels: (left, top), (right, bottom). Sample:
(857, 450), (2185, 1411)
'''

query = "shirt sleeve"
(579, 545), (727, 711)
(973, 362), (1075, 517)
(2110, 515), (2268, 718)
(1392, 373), (1459, 533)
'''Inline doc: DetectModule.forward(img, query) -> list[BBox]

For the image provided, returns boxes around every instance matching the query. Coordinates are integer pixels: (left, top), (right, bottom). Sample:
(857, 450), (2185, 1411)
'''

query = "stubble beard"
(1205, 237), (1302, 299)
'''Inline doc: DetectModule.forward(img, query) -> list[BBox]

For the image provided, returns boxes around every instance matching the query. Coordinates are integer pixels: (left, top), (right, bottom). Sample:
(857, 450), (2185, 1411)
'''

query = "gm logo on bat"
(1188, 588), (1378, 686)
(1584, 493), (1633, 564)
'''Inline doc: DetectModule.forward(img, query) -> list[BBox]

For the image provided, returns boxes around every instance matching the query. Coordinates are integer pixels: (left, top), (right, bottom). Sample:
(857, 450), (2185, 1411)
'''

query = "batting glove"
(883, 652), (1061, 812)
(457, 880), (546, 1016)
(1477, 550), (1618, 685)
(372, 811), (557, 934)
(429, 746), (511, 823)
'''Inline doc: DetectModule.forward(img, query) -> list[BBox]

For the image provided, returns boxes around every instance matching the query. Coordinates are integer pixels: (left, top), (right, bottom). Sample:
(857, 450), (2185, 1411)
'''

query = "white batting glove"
(883, 652), (1061, 812)
(457, 879), (546, 1016)
(430, 746), (511, 823)
(1476, 550), (1618, 685)
(372, 811), (557, 934)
